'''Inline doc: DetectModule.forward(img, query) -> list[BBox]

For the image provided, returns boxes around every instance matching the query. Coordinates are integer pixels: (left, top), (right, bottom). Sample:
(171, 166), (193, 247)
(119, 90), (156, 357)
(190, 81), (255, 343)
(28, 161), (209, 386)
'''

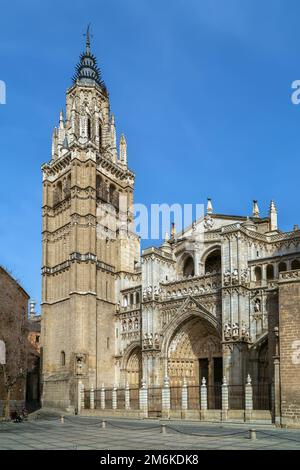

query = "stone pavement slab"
(0, 415), (300, 450)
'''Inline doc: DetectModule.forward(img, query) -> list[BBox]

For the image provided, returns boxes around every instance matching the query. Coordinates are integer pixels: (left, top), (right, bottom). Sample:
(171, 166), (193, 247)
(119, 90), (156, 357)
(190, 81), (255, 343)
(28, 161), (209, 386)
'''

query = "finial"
(207, 198), (213, 215)
(85, 23), (92, 53)
(171, 222), (176, 238)
(120, 134), (127, 165)
(246, 374), (252, 385)
(59, 110), (65, 129)
(252, 200), (260, 218)
(269, 200), (278, 231)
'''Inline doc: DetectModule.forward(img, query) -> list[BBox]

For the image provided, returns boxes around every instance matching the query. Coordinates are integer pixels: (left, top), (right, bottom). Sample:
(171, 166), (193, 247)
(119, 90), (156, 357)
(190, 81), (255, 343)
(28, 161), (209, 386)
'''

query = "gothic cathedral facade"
(42, 36), (300, 424)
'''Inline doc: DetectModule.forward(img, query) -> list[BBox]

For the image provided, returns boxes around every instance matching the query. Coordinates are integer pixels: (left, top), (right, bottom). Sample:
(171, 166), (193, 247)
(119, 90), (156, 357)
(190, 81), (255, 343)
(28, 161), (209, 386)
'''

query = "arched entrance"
(167, 316), (222, 386)
(164, 312), (222, 409)
(125, 346), (142, 387)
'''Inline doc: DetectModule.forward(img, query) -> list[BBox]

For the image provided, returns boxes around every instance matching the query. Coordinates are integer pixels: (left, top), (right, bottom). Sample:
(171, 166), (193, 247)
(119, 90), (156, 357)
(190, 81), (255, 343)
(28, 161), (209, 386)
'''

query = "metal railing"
(83, 380), (271, 414)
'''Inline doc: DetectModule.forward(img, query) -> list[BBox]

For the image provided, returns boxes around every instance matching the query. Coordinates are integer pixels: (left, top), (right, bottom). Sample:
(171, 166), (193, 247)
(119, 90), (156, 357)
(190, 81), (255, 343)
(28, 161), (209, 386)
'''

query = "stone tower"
(41, 29), (140, 410)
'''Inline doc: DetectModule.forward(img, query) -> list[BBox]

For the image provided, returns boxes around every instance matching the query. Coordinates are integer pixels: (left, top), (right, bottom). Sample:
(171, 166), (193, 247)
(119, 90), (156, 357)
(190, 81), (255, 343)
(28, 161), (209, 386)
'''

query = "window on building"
(61, 351), (66, 366)
(266, 264), (274, 280)
(36, 335), (40, 344)
(291, 259), (300, 270)
(254, 266), (262, 282)
(278, 261), (287, 273)
(183, 256), (195, 277)
(205, 249), (221, 275)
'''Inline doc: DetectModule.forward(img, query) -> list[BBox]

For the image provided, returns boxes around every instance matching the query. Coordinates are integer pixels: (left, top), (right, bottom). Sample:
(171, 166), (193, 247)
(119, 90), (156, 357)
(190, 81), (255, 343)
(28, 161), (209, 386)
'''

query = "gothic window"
(291, 259), (300, 270)
(64, 174), (71, 199)
(254, 266), (262, 282)
(96, 175), (108, 202)
(278, 261), (287, 273)
(266, 264), (274, 280)
(123, 295), (128, 308)
(54, 181), (63, 205)
(99, 121), (102, 148)
(205, 249), (221, 275)
(183, 256), (195, 278)
(136, 292), (140, 304)
(87, 117), (91, 140)
(60, 351), (66, 366)
(130, 293), (134, 305)
(109, 184), (119, 210)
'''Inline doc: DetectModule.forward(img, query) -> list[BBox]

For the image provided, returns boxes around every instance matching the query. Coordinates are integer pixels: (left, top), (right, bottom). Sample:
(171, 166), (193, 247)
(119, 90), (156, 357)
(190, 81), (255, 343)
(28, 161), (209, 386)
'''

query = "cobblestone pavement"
(0, 413), (300, 450)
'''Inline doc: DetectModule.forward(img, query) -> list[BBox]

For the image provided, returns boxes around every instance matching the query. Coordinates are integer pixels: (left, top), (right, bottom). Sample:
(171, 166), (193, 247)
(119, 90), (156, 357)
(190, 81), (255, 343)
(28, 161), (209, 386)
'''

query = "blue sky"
(0, 0), (300, 308)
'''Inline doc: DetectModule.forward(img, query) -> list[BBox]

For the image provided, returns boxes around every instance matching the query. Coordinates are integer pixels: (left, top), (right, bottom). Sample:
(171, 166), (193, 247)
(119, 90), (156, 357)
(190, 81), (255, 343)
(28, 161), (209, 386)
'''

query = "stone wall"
(0, 266), (29, 415)
(278, 270), (300, 427)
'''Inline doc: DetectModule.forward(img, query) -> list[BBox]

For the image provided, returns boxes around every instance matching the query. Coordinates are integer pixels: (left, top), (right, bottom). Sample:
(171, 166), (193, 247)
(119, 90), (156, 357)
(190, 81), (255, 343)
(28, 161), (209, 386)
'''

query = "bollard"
(102, 420), (107, 429)
(249, 429), (256, 440)
(61, 415), (65, 424)
(160, 424), (167, 434)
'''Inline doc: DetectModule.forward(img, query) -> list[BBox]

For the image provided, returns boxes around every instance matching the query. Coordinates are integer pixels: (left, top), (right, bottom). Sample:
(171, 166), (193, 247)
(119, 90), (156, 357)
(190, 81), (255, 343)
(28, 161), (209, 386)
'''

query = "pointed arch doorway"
(165, 312), (222, 409)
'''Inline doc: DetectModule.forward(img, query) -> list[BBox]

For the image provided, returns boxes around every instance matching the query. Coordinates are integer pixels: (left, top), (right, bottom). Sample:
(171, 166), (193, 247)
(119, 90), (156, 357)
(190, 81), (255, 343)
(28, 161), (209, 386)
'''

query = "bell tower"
(41, 28), (140, 410)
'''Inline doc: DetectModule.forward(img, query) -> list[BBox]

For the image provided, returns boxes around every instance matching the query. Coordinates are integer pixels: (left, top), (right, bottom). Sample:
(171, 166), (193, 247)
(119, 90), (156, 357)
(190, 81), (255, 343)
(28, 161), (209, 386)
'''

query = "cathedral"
(41, 32), (300, 427)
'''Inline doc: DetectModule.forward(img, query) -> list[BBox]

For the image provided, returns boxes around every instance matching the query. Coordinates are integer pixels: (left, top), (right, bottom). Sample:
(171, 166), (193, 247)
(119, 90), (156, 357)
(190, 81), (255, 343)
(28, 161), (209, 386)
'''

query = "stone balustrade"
(160, 273), (221, 301)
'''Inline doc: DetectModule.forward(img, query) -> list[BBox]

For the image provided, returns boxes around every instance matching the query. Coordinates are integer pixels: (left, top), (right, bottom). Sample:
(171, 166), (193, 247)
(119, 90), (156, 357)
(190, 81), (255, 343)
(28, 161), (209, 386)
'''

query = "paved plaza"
(0, 412), (300, 450)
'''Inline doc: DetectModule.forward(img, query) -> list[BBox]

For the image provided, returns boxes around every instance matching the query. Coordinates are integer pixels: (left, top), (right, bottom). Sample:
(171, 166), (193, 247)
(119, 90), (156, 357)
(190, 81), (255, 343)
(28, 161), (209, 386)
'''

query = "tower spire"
(72, 26), (107, 93)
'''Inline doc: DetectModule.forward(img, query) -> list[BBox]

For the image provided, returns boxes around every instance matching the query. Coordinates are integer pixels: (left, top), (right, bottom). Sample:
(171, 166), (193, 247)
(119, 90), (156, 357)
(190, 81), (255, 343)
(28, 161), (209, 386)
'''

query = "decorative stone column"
(139, 379), (148, 418)
(221, 376), (229, 421)
(181, 378), (188, 419)
(100, 384), (105, 410)
(201, 378), (208, 410)
(244, 375), (253, 422)
(125, 382), (130, 411)
(80, 382), (85, 410)
(200, 377), (208, 420)
(90, 384), (95, 410)
(112, 384), (117, 410)
(77, 380), (82, 415)
(162, 376), (171, 419)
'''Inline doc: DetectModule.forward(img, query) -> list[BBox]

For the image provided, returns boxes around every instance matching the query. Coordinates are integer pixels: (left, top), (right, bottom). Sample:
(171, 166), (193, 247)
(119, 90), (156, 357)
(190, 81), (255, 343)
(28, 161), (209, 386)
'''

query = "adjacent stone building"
(41, 33), (300, 426)
(0, 266), (29, 415)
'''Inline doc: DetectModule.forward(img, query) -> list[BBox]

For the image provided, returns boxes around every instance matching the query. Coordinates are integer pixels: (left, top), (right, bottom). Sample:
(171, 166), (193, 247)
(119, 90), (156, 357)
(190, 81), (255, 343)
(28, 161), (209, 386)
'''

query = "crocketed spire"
(72, 24), (107, 93)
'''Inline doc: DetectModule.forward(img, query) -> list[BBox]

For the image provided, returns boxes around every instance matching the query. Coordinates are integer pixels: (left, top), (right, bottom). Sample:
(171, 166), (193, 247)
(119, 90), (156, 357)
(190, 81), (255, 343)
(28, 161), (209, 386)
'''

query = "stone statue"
(232, 269), (239, 284)
(224, 323), (231, 340)
(75, 354), (86, 375)
(232, 323), (239, 339)
(254, 299), (261, 313)
(224, 270), (231, 286)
